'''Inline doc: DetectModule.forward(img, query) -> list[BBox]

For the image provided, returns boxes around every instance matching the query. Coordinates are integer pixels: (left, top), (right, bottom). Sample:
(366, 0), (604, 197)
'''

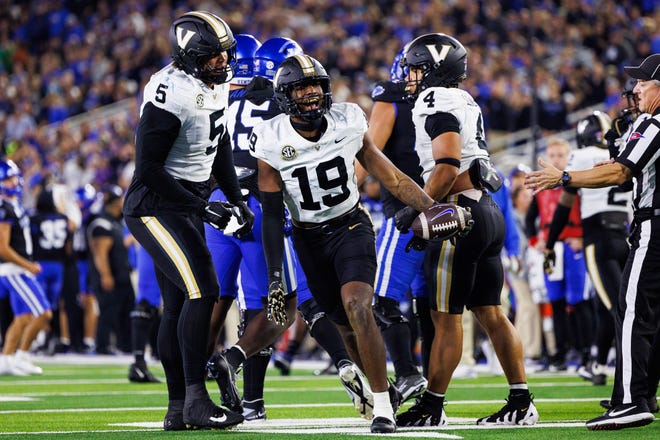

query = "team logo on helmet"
(281, 145), (297, 160)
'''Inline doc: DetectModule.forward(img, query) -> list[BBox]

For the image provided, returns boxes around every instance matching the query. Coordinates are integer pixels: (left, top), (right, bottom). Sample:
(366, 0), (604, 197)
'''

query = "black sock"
(595, 302), (614, 365)
(413, 297), (434, 378)
(226, 346), (247, 371)
(509, 383), (531, 399)
(551, 298), (568, 360)
(308, 316), (351, 368)
(178, 297), (214, 387)
(131, 315), (152, 364)
(383, 321), (417, 378)
(285, 340), (301, 360)
(242, 354), (270, 401)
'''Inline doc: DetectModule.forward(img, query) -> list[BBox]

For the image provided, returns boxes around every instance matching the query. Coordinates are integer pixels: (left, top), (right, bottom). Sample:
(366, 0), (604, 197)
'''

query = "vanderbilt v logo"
(176, 28), (195, 49)
(426, 44), (451, 64)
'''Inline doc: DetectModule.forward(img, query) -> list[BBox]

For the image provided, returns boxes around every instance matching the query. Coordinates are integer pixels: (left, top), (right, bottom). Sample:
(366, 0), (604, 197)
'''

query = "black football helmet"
(169, 11), (236, 84)
(273, 55), (332, 120)
(576, 111), (611, 149)
(402, 33), (467, 96)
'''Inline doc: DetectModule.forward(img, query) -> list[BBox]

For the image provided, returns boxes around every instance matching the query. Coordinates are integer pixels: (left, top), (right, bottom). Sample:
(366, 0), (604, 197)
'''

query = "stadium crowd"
(0, 0), (659, 433)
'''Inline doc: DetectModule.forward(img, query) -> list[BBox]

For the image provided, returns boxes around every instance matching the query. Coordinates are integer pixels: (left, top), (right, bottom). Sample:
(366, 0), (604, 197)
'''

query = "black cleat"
(396, 393), (447, 427)
(371, 416), (396, 433)
(394, 373), (427, 403)
(242, 398), (267, 421)
(272, 352), (291, 376)
(128, 362), (161, 383)
(389, 382), (403, 413)
(586, 402), (654, 430)
(183, 397), (244, 430)
(477, 394), (539, 426)
(207, 350), (242, 412)
(163, 400), (187, 431)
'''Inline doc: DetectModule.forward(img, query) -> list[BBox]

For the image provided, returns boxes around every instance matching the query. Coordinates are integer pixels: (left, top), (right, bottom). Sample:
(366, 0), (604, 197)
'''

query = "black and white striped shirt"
(616, 109), (660, 210)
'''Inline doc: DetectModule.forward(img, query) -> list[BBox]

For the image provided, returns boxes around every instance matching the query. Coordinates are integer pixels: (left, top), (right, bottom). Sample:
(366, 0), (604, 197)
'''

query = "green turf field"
(0, 357), (657, 439)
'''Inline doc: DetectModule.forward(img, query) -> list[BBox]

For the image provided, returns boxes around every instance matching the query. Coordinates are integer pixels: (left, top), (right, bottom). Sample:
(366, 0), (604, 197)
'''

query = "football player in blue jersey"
(29, 189), (71, 355)
(73, 184), (100, 353)
(206, 36), (360, 421)
(123, 11), (249, 431)
(0, 160), (52, 376)
(251, 54), (436, 434)
(357, 46), (429, 402)
(127, 241), (162, 383)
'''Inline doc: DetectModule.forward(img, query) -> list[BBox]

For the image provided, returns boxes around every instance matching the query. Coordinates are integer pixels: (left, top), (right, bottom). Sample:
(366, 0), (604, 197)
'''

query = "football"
(411, 202), (472, 241)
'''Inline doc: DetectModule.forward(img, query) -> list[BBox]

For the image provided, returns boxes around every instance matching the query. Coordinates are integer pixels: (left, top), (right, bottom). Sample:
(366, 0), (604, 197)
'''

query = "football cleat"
(371, 416), (396, 433)
(163, 399), (187, 431)
(207, 350), (242, 412)
(128, 362), (161, 383)
(183, 397), (244, 430)
(339, 362), (374, 420)
(272, 352), (291, 376)
(13, 351), (43, 375)
(477, 394), (539, 426)
(396, 393), (447, 427)
(242, 398), (267, 421)
(586, 402), (654, 430)
(395, 373), (428, 402)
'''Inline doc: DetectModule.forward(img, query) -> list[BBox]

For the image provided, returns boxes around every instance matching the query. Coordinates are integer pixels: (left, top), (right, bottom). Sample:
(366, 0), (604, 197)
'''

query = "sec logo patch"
(281, 145), (297, 160)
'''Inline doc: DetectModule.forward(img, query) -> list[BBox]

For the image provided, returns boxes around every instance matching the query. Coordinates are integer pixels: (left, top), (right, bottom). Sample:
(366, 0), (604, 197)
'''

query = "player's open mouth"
(299, 96), (321, 110)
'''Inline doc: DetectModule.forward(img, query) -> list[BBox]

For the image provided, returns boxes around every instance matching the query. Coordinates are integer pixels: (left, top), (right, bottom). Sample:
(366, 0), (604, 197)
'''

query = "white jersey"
(566, 146), (632, 219)
(140, 63), (230, 182)
(412, 87), (489, 184)
(250, 102), (365, 223)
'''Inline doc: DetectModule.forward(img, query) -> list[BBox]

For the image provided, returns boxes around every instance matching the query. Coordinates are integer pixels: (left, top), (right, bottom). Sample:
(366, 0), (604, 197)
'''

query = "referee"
(525, 53), (660, 431)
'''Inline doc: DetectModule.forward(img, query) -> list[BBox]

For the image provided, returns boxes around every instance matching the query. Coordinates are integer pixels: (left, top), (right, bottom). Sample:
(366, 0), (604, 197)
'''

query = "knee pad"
(373, 296), (408, 331)
(130, 299), (158, 321)
(298, 298), (326, 336)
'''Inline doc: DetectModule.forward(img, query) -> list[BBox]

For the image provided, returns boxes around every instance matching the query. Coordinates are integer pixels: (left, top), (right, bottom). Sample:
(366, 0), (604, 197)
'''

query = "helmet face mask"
(401, 33), (468, 98)
(169, 11), (236, 84)
(274, 55), (332, 121)
(576, 111), (612, 149)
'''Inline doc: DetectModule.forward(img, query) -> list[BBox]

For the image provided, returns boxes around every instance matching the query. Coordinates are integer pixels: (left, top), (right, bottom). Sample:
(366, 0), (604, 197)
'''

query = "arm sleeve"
(424, 111), (460, 139)
(211, 132), (243, 204)
(546, 203), (571, 250)
(135, 102), (207, 213)
(260, 191), (285, 280)
(525, 196), (539, 243)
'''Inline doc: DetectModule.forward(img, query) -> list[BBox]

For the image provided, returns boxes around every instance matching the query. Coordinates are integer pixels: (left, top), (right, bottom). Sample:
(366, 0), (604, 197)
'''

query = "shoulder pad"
(371, 81), (407, 103)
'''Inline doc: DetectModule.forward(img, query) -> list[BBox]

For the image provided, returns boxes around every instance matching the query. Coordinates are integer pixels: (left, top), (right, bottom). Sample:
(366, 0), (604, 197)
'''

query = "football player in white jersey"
(123, 11), (252, 431)
(394, 33), (538, 428)
(250, 54), (436, 434)
(544, 111), (632, 386)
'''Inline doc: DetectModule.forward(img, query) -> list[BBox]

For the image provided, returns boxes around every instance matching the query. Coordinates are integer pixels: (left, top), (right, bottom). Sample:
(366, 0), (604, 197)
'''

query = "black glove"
(543, 248), (556, 274)
(233, 200), (255, 239)
(394, 206), (419, 233)
(202, 201), (233, 230)
(266, 277), (287, 326)
(405, 235), (428, 253)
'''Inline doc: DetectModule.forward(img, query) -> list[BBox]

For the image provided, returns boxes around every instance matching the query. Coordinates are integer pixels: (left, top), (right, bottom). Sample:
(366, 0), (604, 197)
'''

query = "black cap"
(624, 54), (660, 81)
(103, 184), (124, 203)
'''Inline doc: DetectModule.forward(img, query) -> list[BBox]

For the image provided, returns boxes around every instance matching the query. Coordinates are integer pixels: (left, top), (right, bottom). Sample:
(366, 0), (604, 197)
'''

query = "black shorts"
(424, 192), (505, 314)
(125, 213), (219, 302)
(292, 205), (377, 326)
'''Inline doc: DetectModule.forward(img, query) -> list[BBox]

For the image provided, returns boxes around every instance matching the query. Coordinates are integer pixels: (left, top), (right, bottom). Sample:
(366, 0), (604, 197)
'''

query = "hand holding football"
(411, 202), (473, 241)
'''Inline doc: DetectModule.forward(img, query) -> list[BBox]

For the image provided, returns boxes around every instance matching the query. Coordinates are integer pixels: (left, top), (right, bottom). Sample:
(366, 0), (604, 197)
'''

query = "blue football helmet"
(390, 43), (410, 81)
(0, 159), (23, 198)
(253, 37), (303, 80)
(75, 184), (98, 212)
(230, 34), (262, 86)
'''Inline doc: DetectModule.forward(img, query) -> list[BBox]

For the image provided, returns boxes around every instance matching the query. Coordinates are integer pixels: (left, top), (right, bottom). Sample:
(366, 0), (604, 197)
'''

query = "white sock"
(372, 391), (394, 420)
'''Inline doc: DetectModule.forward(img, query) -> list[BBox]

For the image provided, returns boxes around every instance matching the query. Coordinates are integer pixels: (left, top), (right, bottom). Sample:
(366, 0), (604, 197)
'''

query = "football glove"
(543, 248), (556, 274)
(233, 200), (255, 239)
(405, 235), (428, 253)
(202, 201), (233, 230)
(394, 206), (419, 233)
(267, 279), (287, 326)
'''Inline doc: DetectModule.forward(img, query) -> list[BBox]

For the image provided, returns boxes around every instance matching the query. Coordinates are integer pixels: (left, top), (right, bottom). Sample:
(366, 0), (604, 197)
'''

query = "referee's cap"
(624, 54), (660, 81)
